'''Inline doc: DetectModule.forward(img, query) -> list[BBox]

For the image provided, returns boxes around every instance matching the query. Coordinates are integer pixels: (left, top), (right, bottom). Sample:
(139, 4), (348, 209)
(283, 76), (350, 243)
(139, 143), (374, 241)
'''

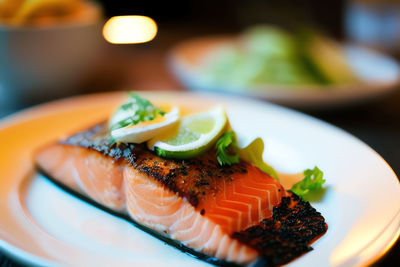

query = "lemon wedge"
(110, 106), (180, 144)
(148, 105), (227, 159)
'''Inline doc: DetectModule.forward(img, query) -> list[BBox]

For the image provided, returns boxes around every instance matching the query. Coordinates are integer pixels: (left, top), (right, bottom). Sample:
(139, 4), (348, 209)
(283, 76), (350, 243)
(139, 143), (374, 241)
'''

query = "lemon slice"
(111, 106), (180, 144)
(148, 105), (227, 159)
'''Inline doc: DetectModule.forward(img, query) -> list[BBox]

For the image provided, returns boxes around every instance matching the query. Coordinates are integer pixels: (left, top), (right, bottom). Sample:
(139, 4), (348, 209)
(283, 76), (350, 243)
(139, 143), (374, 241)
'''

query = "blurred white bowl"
(0, 2), (103, 108)
(168, 36), (400, 110)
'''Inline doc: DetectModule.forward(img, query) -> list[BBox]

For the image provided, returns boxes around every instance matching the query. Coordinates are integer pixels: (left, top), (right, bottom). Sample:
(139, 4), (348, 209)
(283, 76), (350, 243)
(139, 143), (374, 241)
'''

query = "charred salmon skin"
(35, 123), (327, 266)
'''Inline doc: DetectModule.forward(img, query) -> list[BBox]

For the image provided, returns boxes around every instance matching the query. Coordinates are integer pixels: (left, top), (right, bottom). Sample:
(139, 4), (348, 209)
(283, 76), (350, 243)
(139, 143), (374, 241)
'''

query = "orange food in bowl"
(0, 0), (102, 26)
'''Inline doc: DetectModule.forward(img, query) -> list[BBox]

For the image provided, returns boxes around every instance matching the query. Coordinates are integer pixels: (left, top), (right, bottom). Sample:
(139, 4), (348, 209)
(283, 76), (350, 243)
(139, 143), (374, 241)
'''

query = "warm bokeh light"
(102, 15), (158, 44)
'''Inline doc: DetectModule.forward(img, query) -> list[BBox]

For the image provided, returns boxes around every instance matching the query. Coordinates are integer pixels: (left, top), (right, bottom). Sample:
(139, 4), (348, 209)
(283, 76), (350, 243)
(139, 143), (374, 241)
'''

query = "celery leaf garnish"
(291, 166), (325, 201)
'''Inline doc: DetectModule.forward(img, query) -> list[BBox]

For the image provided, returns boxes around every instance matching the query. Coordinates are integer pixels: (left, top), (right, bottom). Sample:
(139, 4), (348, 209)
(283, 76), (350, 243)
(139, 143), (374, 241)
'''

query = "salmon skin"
(35, 123), (327, 266)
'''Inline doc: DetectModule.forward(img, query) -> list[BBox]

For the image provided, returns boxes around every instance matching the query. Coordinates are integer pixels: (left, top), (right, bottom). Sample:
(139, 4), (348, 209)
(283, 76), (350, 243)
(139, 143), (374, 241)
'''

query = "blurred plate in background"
(168, 36), (400, 110)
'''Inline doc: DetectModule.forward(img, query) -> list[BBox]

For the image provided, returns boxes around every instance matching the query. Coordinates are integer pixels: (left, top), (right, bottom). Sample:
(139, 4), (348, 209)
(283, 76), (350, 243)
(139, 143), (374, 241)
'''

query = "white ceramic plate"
(0, 91), (399, 267)
(168, 36), (400, 109)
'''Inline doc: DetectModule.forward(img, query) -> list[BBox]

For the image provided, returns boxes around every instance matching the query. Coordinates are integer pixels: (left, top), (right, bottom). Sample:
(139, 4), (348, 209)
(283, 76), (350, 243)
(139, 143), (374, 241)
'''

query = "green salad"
(201, 25), (359, 89)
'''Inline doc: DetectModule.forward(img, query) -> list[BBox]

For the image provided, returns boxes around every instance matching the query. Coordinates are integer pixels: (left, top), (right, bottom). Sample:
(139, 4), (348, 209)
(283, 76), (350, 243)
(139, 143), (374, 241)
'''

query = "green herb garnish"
(238, 137), (279, 180)
(155, 147), (168, 158)
(109, 92), (165, 131)
(216, 131), (240, 166)
(291, 166), (325, 201)
(108, 135), (117, 146)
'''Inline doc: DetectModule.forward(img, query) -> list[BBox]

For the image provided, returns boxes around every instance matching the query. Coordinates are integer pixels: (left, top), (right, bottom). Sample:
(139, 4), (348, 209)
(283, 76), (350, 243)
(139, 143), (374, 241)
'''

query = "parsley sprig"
(110, 92), (165, 131)
(215, 131), (239, 166)
(291, 166), (325, 200)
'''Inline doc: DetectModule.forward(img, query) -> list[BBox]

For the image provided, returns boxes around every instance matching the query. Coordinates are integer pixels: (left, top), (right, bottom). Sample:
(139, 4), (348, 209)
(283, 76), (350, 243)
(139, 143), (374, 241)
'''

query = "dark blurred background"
(96, 0), (347, 58)
(100, 0), (345, 36)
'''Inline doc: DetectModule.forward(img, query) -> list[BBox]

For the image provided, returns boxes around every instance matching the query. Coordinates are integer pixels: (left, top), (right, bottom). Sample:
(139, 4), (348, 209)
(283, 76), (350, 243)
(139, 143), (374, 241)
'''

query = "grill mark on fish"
(60, 122), (250, 208)
(232, 193), (328, 266)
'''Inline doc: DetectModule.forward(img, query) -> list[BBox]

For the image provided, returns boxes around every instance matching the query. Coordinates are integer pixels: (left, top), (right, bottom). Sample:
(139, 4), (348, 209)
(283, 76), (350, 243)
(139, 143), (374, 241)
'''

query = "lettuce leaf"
(238, 137), (279, 181)
(215, 130), (279, 181)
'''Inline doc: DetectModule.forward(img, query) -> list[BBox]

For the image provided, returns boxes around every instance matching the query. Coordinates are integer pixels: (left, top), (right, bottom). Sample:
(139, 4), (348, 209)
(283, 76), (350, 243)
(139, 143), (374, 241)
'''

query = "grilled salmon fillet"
(35, 123), (327, 266)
